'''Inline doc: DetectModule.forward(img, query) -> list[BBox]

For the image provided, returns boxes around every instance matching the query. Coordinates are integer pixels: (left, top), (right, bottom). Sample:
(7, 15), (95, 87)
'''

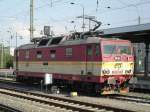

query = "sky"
(0, 0), (150, 48)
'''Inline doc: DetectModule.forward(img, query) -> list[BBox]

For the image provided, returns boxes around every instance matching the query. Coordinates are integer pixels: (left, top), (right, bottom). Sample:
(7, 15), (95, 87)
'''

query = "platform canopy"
(101, 23), (150, 42)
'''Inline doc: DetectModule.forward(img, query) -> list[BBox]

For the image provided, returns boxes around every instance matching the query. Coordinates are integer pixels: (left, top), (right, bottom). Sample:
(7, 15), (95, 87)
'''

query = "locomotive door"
(86, 45), (94, 75)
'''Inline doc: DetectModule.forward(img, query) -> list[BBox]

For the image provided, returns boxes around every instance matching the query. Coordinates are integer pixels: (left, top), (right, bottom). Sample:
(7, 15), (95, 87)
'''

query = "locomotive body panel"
(17, 61), (101, 76)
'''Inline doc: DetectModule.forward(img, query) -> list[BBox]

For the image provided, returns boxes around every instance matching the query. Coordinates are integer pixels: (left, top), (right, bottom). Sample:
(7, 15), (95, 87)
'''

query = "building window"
(50, 50), (56, 59)
(25, 50), (29, 59)
(87, 45), (92, 56)
(95, 44), (100, 56)
(36, 51), (42, 59)
(66, 48), (72, 56)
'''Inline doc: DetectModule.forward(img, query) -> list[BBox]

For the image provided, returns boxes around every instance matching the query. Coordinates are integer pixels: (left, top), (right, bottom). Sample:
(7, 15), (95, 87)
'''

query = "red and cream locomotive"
(14, 21), (134, 94)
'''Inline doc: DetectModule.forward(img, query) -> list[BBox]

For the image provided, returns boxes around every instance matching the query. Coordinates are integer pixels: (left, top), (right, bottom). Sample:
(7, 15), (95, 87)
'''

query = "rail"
(0, 104), (21, 112)
(0, 86), (134, 112)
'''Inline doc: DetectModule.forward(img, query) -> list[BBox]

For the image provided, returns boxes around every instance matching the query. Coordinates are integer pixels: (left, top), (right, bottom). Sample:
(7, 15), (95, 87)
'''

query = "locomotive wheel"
(50, 85), (59, 94)
(16, 76), (22, 82)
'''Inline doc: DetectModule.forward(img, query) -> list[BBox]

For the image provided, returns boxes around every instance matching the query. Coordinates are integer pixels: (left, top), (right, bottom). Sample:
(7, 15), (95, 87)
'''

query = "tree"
(5, 53), (13, 68)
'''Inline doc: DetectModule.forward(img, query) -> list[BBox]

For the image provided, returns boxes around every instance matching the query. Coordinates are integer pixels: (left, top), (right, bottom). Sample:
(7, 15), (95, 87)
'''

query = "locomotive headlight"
(102, 69), (110, 74)
(114, 56), (121, 61)
(125, 70), (132, 74)
(130, 63), (134, 68)
(128, 70), (132, 73)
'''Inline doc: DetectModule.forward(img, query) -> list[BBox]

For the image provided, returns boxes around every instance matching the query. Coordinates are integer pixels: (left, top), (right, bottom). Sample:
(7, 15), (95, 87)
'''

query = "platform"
(129, 74), (150, 90)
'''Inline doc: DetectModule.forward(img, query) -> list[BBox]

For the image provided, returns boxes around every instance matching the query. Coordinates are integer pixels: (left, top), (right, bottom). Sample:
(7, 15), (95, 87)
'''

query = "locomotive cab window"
(36, 51), (42, 59)
(50, 50), (56, 59)
(66, 48), (72, 57)
(95, 44), (100, 56)
(87, 45), (93, 56)
(25, 50), (29, 59)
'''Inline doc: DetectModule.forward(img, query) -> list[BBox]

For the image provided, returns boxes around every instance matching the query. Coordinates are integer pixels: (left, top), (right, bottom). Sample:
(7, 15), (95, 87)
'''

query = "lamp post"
(133, 5), (141, 25)
(70, 2), (85, 32)
(15, 32), (23, 48)
(0, 30), (3, 68)
(107, 4), (141, 25)
(125, 4), (141, 24)
(16, 32), (17, 48)
(0, 38), (4, 68)
(30, 0), (34, 41)
(7, 31), (14, 53)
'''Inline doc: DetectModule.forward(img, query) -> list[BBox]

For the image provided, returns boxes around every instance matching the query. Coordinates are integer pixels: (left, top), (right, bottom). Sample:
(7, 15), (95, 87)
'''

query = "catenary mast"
(30, 0), (34, 41)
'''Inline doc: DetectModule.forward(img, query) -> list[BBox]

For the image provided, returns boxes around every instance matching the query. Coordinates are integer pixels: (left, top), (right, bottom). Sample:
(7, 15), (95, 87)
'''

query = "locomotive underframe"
(16, 71), (131, 94)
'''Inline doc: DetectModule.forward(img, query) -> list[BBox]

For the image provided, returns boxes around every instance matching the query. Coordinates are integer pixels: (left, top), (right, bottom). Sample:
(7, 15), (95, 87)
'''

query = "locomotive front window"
(103, 45), (116, 54)
(117, 46), (131, 55)
(103, 45), (131, 55)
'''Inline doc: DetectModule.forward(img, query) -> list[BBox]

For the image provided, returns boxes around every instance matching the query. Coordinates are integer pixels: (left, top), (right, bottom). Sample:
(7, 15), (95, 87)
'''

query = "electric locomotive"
(14, 21), (134, 94)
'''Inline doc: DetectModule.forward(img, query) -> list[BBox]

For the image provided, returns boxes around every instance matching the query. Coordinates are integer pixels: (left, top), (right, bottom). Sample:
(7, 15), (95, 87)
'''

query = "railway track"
(0, 86), (134, 112)
(0, 103), (21, 112)
(0, 78), (149, 111)
(108, 94), (150, 104)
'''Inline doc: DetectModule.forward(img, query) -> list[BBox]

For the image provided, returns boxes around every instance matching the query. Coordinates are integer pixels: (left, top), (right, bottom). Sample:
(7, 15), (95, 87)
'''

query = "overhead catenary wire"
(9, 0), (71, 19)
(1, 0), (150, 37)
(5, 0), (150, 24)
(95, 0), (150, 14)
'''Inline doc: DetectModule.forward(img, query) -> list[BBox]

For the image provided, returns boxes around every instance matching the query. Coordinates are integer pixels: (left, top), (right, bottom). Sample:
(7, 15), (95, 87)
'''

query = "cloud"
(11, 21), (29, 37)
(11, 21), (44, 38)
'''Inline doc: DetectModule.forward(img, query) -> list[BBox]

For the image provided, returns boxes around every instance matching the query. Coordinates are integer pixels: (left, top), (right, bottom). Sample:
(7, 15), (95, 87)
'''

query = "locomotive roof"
(16, 36), (101, 49)
(16, 35), (128, 50)
(60, 36), (101, 45)
(16, 43), (36, 49)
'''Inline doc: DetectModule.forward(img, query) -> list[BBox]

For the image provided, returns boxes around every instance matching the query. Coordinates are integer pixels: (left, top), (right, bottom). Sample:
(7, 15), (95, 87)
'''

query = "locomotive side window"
(50, 50), (56, 59)
(66, 48), (72, 56)
(95, 44), (100, 56)
(87, 45), (93, 56)
(36, 51), (42, 59)
(25, 50), (29, 59)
